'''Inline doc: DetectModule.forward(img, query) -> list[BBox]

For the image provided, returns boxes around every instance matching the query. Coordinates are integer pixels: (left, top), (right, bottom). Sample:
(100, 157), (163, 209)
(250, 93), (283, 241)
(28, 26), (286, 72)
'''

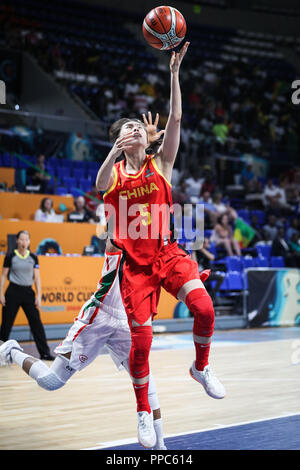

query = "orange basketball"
(143, 6), (186, 50)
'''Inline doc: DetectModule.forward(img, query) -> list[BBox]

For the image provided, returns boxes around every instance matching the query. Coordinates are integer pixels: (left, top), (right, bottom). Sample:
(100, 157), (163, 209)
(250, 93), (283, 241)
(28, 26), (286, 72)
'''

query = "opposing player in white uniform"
(0, 240), (166, 450)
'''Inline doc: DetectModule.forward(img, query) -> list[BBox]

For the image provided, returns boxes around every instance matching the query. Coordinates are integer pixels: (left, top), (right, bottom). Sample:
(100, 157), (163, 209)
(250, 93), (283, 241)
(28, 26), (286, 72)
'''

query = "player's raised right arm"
(96, 131), (135, 191)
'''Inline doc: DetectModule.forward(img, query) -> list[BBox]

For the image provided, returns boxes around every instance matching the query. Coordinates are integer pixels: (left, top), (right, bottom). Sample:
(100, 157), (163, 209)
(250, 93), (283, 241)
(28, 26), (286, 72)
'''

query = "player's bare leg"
(0, 339), (75, 390)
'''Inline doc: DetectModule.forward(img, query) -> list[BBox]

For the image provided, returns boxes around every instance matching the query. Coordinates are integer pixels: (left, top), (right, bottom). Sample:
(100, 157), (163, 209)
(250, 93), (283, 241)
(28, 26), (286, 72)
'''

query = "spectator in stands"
(185, 164), (204, 201)
(262, 178), (281, 210)
(262, 178), (292, 215)
(282, 168), (300, 207)
(34, 197), (57, 222)
(286, 218), (300, 241)
(271, 227), (299, 268)
(28, 154), (52, 194)
(212, 193), (238, 222)
(249, 131), (262, 152)
(211, 213), (241, 256)
(262, 214), (279, 241)
(199, 168), (215, 197)
(172, 177), (189, 206)
(192, 237), (226, 303)
(212, 117), (229, 151)
(199, 191), (217, 227)
(241, 163), (262, 193)
(67, 196), (95, 223)
(249, 214), (264, 243)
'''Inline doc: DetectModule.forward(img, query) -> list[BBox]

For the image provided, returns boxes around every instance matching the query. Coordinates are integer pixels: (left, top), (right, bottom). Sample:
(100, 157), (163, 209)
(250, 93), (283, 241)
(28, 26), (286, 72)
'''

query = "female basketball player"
(0, 239), (166, 450)
(96, 41), (226, 448)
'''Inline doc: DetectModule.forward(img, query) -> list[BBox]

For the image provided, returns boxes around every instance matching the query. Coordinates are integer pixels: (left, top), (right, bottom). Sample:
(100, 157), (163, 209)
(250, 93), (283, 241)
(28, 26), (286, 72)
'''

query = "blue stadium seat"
(45, 167), (56, 179)
(16, 155), (31, 169)
(61, 160), (73, 168)
(78, 179), (92, 193)
(72, 168), (85, 180)
(219, 276), (229, 292)
(56, 167), (68, 181)
(237, 209), (251, 223)
(209, 242), (217, 258)
(256, 244), (272, 259)
(56, 186), (68, 195)
(270, 256), (285, 267)
(72, 160), (86, 169)
(204, 229), (213, 239)
(69, 187), (83, 197)
(2, 153), (11, 167)
(63, 176), (76, 186)
(60, 166), (73, 177)
(242, 257), (256, 269)
(226, 256), (243, 272)
(251, 210), (266, 225)
(226, 271), (243, 291)
(255, 257), (269, 267)
(47, 158), (61, 168)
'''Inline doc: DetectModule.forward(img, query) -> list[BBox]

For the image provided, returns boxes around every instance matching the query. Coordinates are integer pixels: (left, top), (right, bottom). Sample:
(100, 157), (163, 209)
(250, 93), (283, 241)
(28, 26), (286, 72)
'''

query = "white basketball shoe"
(137, 410), (156, 448)
(153, 444), (167, 450)
(0, 339), (23, 366)
(189, 362), (226, 399)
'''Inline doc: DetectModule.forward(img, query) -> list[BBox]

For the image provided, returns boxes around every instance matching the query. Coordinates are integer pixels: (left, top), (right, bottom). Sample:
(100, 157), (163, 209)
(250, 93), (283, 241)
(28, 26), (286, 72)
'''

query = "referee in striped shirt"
(0, 231), (54, 360)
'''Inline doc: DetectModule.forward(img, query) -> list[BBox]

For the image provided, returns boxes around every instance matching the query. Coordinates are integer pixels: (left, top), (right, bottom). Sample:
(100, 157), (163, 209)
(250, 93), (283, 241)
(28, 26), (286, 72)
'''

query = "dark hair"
(108, 117), (162, 154)
(40, 197), (53, 212)
(217, 213), (228, 225)
(109, 118), (144, 143)
(16, 230), (30, 239)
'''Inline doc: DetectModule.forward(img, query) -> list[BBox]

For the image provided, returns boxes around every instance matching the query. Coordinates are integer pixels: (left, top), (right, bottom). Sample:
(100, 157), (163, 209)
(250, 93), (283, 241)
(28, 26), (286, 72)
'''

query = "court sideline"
(0, 327), (299, 450)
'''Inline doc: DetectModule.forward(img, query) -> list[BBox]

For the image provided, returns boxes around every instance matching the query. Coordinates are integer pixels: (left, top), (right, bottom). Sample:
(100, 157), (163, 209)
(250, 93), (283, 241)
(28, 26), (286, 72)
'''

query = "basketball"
(142, 6), (186, 50)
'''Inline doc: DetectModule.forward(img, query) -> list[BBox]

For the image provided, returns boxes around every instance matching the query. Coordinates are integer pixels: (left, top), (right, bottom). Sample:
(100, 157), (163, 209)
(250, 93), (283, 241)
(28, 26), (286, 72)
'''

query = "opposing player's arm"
(155, 41), (190, 182)
(95, 131), (136, 191)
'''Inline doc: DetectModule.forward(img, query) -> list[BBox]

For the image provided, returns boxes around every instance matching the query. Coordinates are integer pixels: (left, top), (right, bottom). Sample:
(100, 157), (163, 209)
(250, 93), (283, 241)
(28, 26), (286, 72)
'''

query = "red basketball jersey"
(103, 155), (174, 265)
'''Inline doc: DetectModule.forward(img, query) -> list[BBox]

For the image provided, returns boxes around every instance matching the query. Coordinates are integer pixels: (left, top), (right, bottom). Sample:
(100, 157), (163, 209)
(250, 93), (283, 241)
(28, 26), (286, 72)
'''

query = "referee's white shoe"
(0, 339), (23, 366)
(189, 362), (226, 399)
(137, 410), (156, 448)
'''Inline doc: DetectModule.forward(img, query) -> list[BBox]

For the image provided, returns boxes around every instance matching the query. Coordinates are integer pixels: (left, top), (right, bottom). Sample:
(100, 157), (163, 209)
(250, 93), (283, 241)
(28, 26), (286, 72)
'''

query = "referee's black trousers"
(0, 282), (50, 357)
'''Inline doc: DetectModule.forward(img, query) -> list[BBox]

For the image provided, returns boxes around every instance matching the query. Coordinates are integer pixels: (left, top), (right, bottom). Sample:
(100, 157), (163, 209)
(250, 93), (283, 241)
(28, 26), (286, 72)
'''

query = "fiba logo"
(291, 80), (300, 105)
(79, 354), (88, 363)
(0, 81), (5, 105)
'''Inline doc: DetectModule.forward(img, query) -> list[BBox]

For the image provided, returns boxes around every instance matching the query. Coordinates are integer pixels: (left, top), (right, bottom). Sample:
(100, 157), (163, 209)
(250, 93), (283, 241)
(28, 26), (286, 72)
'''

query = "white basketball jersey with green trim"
(93, 251), (126, 316)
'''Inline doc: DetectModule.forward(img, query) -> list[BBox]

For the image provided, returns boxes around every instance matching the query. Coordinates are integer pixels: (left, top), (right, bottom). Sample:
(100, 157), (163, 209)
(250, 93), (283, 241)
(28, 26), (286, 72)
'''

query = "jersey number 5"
(139, 203), (151, 226)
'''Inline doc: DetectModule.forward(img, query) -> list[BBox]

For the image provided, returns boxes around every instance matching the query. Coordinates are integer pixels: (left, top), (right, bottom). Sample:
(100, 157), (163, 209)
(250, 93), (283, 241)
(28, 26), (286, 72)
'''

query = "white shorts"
(54, 299), (131, 371)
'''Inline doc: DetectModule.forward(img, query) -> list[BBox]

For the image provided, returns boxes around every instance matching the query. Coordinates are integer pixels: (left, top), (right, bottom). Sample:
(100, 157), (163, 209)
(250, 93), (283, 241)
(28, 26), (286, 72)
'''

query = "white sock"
(10, 348), (32, 368)
(153, 417), (165, 448)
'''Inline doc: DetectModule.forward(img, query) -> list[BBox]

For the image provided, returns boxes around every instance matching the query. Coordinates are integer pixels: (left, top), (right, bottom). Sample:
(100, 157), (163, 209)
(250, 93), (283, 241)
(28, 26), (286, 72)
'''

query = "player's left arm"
(154, 41), (190, 182)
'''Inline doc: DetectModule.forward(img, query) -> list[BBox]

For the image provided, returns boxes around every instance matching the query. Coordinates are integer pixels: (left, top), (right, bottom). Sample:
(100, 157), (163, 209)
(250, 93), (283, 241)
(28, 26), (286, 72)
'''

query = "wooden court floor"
(0, 329), (299, 450)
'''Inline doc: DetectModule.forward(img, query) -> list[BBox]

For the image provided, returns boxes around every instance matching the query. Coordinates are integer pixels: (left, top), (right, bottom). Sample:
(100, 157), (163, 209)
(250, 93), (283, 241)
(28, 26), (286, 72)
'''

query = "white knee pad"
(30, 355), (76, 391)
(36, 371), (65, 391)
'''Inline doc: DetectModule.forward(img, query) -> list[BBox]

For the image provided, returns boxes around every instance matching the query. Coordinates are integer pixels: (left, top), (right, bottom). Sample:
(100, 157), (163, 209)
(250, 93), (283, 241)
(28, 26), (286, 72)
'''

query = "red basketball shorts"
(121, 241), (200, 325)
